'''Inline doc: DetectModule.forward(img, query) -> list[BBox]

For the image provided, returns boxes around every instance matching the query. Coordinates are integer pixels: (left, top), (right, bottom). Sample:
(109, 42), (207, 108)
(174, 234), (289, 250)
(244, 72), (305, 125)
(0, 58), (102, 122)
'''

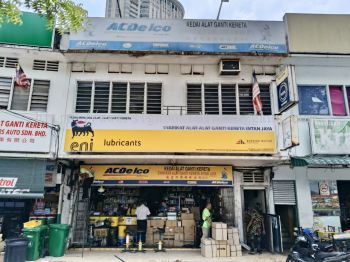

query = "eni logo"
(70, 119), (94, 152)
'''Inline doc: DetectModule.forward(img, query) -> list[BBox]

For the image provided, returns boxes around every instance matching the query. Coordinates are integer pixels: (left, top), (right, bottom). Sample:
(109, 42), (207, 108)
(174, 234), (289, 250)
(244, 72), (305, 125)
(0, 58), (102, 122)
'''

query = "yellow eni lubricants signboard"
(82, 165), (233, 186)
(64, 115), (276, 153)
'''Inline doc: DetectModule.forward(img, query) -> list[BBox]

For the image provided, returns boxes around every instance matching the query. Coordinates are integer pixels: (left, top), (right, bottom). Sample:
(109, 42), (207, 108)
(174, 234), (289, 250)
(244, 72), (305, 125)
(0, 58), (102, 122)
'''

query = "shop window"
(75, 81), (162, 114)
(93, 82), (110, 113)
(187, 84), (202, 115)
(10, 79), (51, 112)
(129, 83), (145, 114)
(76, 81), (93, 113)
(221, 84), (236, 115)
(0, 77), (12, 109)
(238, 86), (254, 115)
(298, 86), (329, 115)
(111, 83), (127, 114)
(146, 83), (162, 114)
(310, 180), (341, 232)
(204, 84), (219, 115)
(329, 85), (346, 116)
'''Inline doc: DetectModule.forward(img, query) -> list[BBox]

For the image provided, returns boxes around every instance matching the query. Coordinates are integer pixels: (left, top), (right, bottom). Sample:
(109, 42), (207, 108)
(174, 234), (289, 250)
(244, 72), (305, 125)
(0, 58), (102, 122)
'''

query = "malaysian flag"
(252, 71), (263, 115)
(15, 65), (30, 88)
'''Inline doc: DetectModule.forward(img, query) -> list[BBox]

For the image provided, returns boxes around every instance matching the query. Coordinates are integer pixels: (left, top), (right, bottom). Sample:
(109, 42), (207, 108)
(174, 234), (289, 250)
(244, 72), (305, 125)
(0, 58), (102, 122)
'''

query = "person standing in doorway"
(135, 200), (151, 243)
(247, 203), (265, 254)
(202, 202), (212, 239)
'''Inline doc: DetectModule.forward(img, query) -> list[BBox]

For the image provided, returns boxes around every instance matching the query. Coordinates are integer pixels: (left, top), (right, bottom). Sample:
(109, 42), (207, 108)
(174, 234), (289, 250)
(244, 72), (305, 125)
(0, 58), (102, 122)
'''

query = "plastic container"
(4, 237), (29, 262)
(23, 226), (42, 261)
(48, 224), (70, 257)
(40, 225), (49, 258)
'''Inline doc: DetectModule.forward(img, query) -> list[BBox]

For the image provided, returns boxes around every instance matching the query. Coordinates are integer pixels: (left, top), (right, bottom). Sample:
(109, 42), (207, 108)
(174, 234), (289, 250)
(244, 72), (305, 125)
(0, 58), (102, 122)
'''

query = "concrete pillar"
(295, 167), (313, 228)
(234, 171), (244, 242)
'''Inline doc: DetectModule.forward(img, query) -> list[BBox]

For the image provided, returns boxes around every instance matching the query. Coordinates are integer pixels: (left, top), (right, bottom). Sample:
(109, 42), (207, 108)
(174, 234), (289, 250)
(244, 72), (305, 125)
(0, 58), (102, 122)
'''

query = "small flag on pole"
(15, 65), (30, 88)
(252, 71), (263, 115)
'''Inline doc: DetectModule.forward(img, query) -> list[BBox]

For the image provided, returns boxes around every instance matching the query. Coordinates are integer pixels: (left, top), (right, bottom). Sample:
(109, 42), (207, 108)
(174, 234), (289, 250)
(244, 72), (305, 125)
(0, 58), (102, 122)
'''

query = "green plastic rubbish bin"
(23, 226), (43, 261)
(49, 224), (70, 257)
(40, 225), (49, 258)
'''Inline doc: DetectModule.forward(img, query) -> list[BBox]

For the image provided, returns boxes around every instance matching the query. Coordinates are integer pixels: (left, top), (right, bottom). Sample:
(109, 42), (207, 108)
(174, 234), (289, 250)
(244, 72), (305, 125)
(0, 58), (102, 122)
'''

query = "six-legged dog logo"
(71, 119), (94, 138)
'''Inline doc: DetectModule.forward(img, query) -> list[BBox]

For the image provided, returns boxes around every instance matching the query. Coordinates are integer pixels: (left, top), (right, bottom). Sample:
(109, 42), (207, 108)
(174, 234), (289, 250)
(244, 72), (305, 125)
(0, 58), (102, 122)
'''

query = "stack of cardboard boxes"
(201, 223), (242, 258)
(145, 213), (196, 248)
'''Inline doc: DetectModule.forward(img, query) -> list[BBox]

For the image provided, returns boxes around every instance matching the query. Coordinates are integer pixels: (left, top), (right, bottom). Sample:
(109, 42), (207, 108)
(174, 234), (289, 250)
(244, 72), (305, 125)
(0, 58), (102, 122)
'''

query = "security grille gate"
(273, 180), (297, 205)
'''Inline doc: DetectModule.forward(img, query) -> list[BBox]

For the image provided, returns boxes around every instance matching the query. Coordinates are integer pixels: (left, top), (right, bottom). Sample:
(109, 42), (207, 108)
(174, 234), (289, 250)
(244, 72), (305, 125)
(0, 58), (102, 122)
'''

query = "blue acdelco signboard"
(68, 18), (287, 54)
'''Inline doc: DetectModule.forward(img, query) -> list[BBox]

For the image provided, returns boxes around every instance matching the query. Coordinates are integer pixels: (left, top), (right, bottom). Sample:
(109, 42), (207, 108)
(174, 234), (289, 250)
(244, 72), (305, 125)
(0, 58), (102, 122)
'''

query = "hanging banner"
(311, 119), (350, 154)
(68, 18), (287, 54)
(64, 115), (276, 154)
(83, 165), (233, 186)
(0, 111), (53, 153)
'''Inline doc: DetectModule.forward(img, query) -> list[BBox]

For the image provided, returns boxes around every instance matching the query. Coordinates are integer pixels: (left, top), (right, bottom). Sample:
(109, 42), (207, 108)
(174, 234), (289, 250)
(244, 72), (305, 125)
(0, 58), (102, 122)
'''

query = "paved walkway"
(34, 250), (287, 262)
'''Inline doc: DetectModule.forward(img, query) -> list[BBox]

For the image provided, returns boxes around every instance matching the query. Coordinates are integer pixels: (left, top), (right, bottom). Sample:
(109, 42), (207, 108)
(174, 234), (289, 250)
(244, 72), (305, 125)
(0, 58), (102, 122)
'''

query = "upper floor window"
(0, 77), (50, 112)
(187, 83), (271, 115)
(75, 81), (162, 114)
(298, 85), (350, 116)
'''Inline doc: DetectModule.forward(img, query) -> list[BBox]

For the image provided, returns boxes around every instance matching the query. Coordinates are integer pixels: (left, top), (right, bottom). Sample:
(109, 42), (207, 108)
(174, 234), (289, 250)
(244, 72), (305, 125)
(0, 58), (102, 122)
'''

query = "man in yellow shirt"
(202, 202), (212, 239)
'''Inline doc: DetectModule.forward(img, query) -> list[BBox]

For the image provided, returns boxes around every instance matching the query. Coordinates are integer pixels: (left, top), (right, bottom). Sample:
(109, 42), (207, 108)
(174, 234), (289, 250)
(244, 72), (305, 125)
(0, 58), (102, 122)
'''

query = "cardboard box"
(233, 234), (240, 245)
(175, 233), (184, 241)
(166, 220), (177, 227)
(230, 251), (237, 257)
(147, 220), (152, 227)
(212, 228), (227, 240)
(216, 244), (230, 257)
(154, 234), (160, 243)
(164, 239), (174, 247)
(212, 222), (227, 229)
(174, 240), (184, 247)
(236, 244), (242, 251)
(237, 250), (242, 257)
(184, 226), (195, 241)
(200, 238), (217, 258)
(177, 220), (182, 227)
(228, 227), (239, 234)
(164, 232), (175, 238)
(230, 244), (236, 251)
(182, 220), (195, 228)
(175, 227), (184, 233)
(181, 213), (194, 220)
(151, 220), (165, 228)
(165, 226), (175, 233)
(228, 239), (234, 246)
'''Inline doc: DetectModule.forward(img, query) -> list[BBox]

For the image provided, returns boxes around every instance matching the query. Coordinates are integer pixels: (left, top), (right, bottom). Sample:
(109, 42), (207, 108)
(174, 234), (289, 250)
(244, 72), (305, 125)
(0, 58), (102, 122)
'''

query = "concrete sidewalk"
(35, 250), (287, 262)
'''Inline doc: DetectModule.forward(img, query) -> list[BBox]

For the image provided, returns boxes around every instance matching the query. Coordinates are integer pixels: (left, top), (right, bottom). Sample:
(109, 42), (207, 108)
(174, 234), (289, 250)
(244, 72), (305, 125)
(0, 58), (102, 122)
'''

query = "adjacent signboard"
(68, 18), (287, 54)
(0, 12), (53, 47)
(0, 111), (52, 153)
(311, 119), (350, 154)
(276, 66), (297, 113)
(83, 165), (233, 186)
(282, 115), (299, 150)
(64, 115), (276, 154)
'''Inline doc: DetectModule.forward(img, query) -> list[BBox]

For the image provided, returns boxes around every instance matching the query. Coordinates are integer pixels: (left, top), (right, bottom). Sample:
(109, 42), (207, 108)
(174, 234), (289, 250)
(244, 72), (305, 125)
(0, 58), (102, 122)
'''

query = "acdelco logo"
(104, 167), (150, 175)
(107, 23), (171, 32)
(0, 177), (18, 188)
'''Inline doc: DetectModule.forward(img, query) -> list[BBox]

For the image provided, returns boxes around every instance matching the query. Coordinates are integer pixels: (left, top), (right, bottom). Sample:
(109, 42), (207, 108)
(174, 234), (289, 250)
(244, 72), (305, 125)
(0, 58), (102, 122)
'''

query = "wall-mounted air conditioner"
(219, 59), (240, 75)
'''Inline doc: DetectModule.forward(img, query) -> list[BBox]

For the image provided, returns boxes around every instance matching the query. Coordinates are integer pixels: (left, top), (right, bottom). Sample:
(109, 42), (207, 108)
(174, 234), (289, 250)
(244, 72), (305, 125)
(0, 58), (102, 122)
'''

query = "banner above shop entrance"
(64, 115), (276, 154)
(67, 18), (287, 54)
(84, 165), (233, 187)
(311, 119), (350, 154)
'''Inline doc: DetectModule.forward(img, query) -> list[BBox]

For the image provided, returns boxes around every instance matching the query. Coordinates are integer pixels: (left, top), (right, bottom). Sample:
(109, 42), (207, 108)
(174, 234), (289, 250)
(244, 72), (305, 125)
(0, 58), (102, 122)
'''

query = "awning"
(0, 159), (46, 198)
(291, 156), (350, 167)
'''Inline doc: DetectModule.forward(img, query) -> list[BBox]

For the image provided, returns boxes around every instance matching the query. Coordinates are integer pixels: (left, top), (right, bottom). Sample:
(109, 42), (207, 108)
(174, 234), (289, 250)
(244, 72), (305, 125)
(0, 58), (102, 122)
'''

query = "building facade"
(105, 0), (185, 19)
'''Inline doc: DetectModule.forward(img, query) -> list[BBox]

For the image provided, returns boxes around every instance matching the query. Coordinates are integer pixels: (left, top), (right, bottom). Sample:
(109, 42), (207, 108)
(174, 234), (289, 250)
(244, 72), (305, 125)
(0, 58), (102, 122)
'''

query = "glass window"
(329, 85), (346, 116)
(298, 86), (329, 115)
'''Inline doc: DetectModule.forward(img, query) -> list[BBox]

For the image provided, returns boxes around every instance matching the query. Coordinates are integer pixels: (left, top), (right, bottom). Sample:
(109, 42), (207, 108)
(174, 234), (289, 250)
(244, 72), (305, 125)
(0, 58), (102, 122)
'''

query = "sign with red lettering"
(0, 177), (18, 188)
(0, 111), (52, 152)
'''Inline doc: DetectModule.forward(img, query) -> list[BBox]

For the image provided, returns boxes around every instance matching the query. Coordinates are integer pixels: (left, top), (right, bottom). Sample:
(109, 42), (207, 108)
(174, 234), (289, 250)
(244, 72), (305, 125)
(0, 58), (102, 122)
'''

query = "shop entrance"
(275, 205), (297, 250)
(243, 189), (268, 250)
(87, 186), (227, 248)
(337, 181), (350, 231)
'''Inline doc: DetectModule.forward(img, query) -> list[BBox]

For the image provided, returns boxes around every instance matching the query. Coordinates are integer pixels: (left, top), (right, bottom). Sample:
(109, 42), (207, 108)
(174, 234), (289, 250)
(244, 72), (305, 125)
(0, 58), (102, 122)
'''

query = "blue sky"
(76, 0), (350, 20)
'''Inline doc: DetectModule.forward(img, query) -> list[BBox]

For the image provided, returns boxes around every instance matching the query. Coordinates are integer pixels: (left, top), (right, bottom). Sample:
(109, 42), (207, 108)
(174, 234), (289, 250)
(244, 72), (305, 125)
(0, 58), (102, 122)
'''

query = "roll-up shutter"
(0, 159), (46, 199)
(273, 180), (296, 205)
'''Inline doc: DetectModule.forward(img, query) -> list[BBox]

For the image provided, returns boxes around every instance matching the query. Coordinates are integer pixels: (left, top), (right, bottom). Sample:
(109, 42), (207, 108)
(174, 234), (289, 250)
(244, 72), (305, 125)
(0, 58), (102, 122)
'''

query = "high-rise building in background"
(105, 0), (185, 19)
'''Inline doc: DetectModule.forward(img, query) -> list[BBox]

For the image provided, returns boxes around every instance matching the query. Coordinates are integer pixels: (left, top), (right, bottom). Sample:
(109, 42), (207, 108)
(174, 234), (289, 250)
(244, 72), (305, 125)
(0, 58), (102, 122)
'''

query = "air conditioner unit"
(219, 59), (240, 75)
